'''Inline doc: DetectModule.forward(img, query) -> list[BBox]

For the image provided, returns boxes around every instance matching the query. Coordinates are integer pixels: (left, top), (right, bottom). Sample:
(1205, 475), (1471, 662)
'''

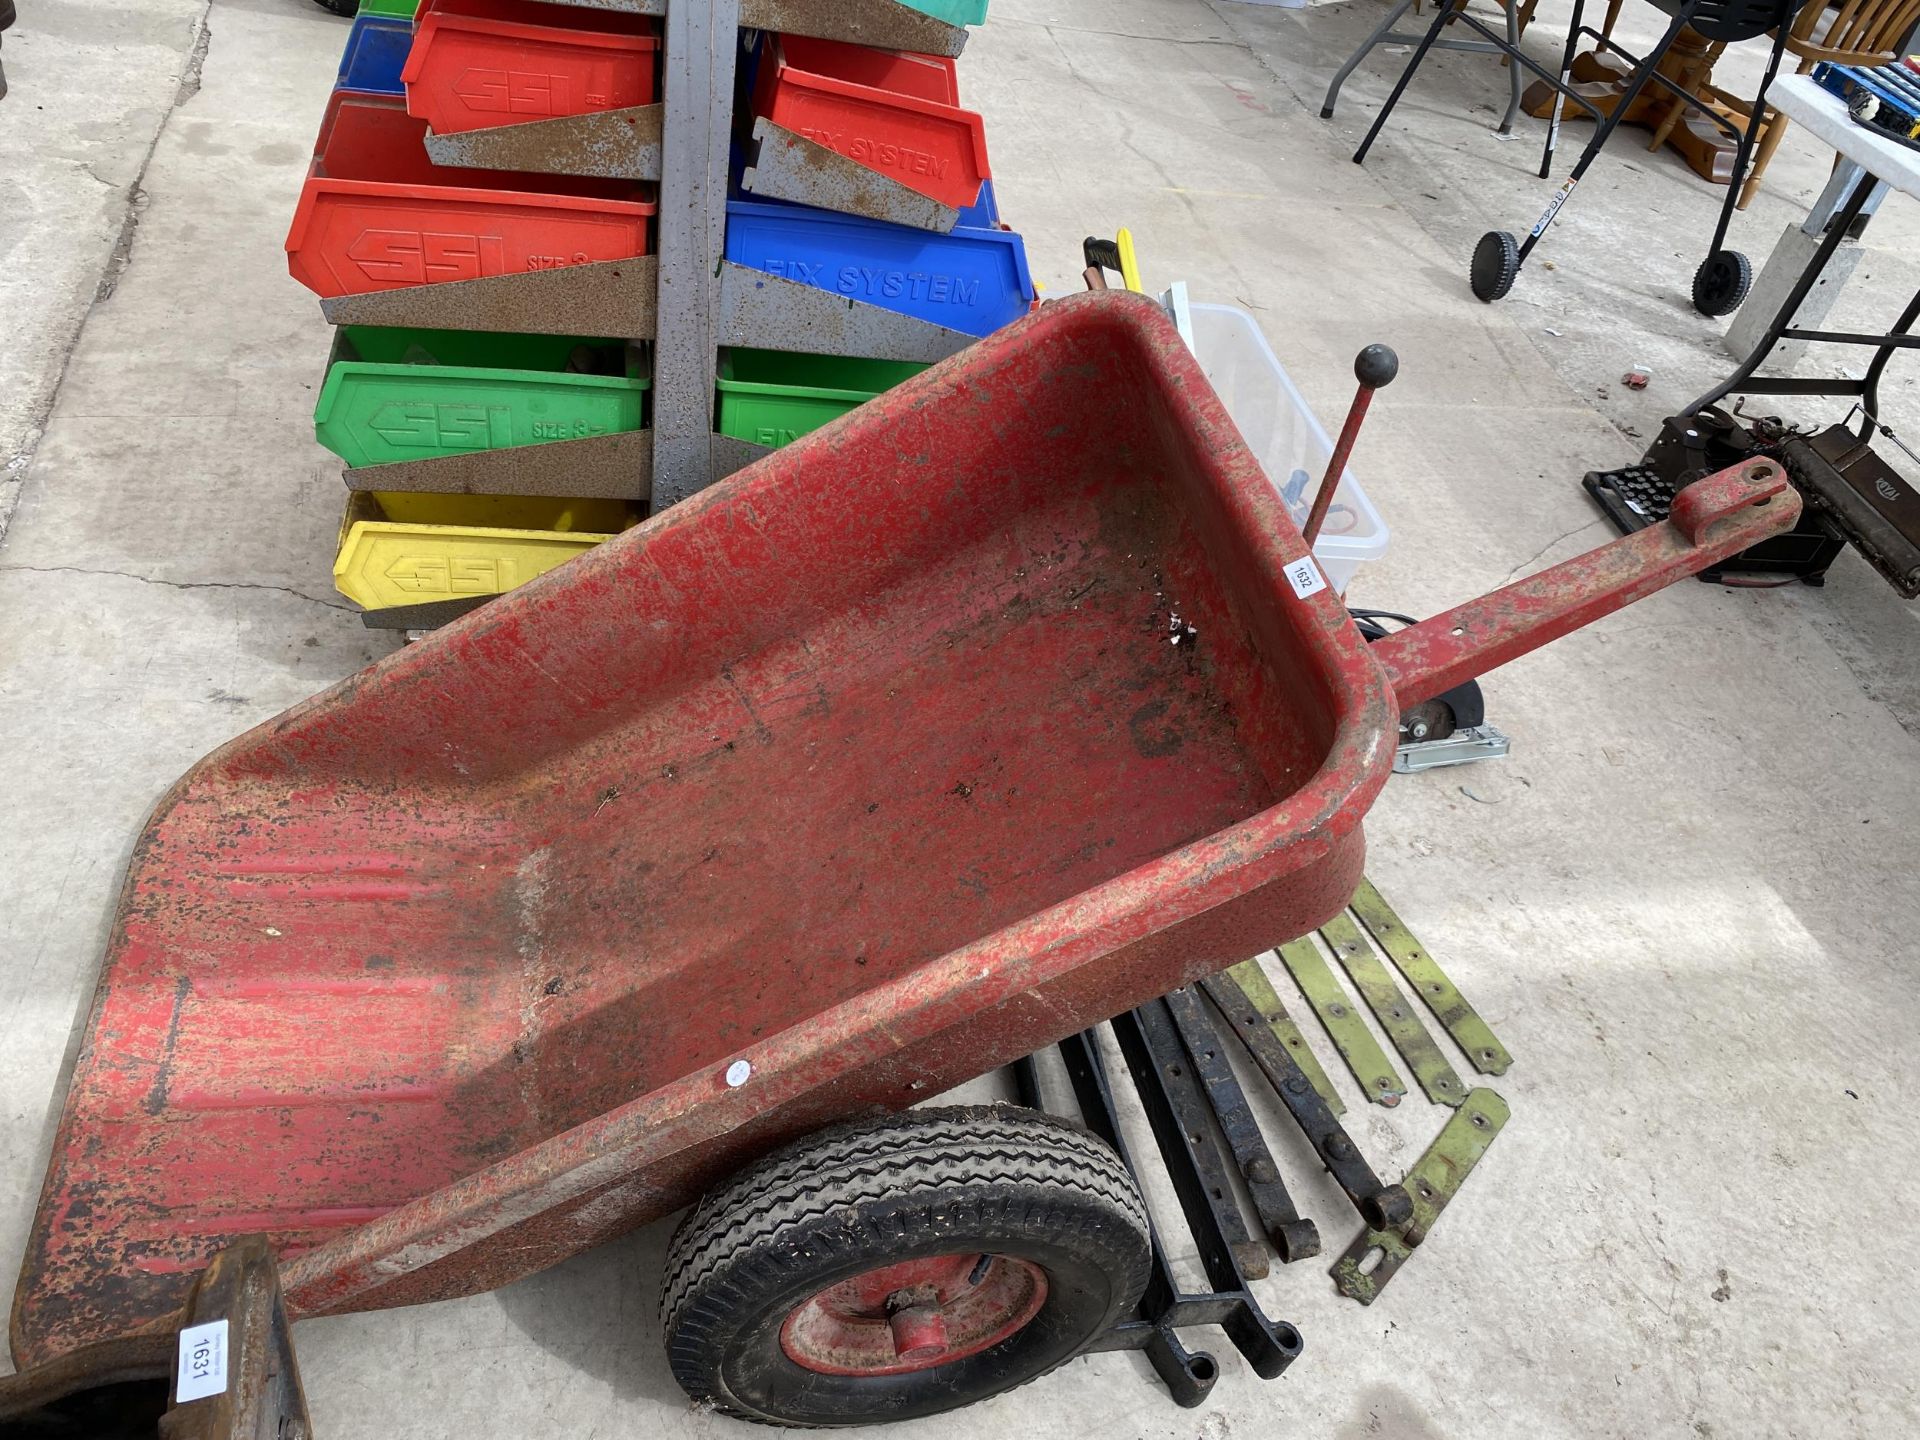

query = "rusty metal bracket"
(1331, 1088), (1510, 1305)
(718, 262), (977, 362)
(320, 256), (656, 340)
(1320, 914), (1466, 1108)
(1277, 937), (1407, 1106)
(344, 428), (654, 503)
(1348, 879), (1512, 1074)
(1163, 986), (1320, 1262)
(424, 105), (662, 182)
(1224, 958), (1344, 1114)
(742, 118), (962, 232)
(1198, 974), (1412, 1233)
(0, 1239), (310, 1439)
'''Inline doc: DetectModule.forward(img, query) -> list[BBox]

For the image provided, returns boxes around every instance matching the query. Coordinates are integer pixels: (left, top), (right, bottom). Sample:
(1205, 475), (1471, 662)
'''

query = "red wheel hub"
(779, 1253), (1049, 1376)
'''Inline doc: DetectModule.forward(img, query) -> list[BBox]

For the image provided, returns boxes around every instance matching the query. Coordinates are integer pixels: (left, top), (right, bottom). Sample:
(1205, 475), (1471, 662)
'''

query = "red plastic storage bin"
(286, 92), (654, 299)
(402, 0), (661, 137)
(752, 34), (990, 210)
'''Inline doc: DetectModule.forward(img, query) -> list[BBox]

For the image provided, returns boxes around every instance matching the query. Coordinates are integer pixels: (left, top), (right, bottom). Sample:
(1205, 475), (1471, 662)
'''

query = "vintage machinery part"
(1162, 987), (1322, 1262)
(1028, 1027), (1303, 1408)
(1348, 879), (1513, 1075)
(1331, 1088), (1510, 1305)
(1319, 915), (1467, 1108)
(1393, 724), (1512, 772)
(1223, 958), (1345, 1114)
(1351, 610), (1508, 771)
(1198, 974), (1413, 1232)
(1276, 937), (1408, 1106)
(1118, 1000), (1272, 1281)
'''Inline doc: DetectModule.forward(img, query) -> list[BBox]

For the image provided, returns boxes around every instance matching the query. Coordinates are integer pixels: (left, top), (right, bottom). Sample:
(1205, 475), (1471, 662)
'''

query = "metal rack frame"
(321, 0), (986, 622)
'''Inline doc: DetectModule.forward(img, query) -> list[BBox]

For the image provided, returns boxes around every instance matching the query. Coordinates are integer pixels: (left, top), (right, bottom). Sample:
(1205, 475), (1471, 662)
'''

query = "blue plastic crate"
(337, 14), (410, 97)
(957, 179), (999, 228)
(725, 197), (1034, 338)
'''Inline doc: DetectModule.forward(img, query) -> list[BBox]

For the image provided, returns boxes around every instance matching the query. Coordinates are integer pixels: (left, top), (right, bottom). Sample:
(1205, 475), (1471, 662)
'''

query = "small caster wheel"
(1692, 249), (1752, 317)
(1470, 231), (1520, 302)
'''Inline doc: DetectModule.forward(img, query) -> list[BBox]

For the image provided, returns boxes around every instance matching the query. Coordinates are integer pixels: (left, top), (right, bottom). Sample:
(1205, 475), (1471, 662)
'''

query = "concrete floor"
(2, 0), (1918, 1435)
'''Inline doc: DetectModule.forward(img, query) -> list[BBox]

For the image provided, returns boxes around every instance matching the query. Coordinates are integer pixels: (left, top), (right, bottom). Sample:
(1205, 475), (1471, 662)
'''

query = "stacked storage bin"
(721, 25), (1034, 451)
(292, 0), (1012, 628)
(294, 0), (660, 622)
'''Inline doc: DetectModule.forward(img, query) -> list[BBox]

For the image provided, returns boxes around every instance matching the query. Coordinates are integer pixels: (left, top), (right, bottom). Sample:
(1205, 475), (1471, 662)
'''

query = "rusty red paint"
(779, 1254), (1047, 1375)
(1372, 461), (1798, 707)
(9, 294), (1797, 1366)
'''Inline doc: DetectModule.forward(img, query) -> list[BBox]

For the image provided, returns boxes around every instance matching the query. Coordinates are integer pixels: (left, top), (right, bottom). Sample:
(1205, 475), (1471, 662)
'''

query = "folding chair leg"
(1323, 0), (1424, 120)
(1499, 0), (1522, 134)
(1353, 0), (1458, 164)
(1704, 25), (1791, 259)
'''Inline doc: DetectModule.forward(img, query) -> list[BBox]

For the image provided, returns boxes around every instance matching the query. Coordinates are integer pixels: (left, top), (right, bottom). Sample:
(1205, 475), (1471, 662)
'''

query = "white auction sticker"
(1284, 556), (1328, 600)
(175, 1319), (229, 1403)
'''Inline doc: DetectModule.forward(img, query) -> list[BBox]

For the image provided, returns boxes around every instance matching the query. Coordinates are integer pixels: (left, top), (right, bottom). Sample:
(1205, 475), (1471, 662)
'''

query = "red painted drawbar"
(10, 294), (1796, 1365)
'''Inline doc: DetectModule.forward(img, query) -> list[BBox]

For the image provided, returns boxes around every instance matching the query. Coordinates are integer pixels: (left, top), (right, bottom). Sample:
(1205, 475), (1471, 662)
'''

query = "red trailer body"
(10, 295), (1795, 1366)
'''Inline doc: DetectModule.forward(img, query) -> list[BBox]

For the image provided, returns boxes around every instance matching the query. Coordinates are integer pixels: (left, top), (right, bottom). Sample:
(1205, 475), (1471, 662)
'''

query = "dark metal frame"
(1352, 0), (1797, 281)
(1013, 1019), (1302, 1410)
(1685, 170), (1920, 422)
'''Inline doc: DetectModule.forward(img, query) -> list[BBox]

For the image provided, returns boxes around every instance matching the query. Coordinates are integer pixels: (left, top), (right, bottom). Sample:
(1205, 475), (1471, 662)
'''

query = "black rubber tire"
(660, 1105), (1151, 1428)
(1470, 231), (1521, 302)
(1692, 249), (1752, 317)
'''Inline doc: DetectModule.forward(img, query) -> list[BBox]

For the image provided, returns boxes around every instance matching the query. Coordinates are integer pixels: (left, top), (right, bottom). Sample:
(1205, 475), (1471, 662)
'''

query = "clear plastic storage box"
(1187, 302), (1390, 594)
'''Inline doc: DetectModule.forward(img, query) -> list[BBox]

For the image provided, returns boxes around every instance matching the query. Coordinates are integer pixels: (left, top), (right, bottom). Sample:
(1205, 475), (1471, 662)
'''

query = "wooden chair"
(1651, 0), (1920, 207)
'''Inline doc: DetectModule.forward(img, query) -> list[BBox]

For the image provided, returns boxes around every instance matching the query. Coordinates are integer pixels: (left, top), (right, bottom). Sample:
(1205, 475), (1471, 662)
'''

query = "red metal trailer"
(9, 294), (1794, 1425)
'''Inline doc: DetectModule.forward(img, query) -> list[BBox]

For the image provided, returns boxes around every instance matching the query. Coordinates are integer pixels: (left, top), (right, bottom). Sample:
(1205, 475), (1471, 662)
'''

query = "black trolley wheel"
(1470, 231), (1521, 302)
(660, 1106), (1152, 1428)
(1691, 249), (1752, 317)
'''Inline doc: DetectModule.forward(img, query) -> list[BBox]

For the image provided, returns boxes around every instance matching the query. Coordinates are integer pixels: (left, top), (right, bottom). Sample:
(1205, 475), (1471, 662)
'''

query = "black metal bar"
(1516, 8), (1695, 266)
(1685, 171), (1882, 416)
(1123, 1000), (1270, 1281)
(1780, 329), (1920, 348)
(1198, 974), (1412, 1231)
(1861, 286), (1920, 424)
(1433, 10), (1605, 121)
(1051, 1029), (1303, 1405)
(1104, 1011), (1301, 1384)
(1161, 987), (1321, 1262)
(1540, 0), (1592, 177)
(1009, 1053), (1043, 1110)
(1705, 23), (1793, 259)
(1353, 0), (1461, 164)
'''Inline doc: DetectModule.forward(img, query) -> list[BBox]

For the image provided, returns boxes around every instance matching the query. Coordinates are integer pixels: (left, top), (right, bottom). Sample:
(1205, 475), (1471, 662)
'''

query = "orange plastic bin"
(286, 91), (655, 298)
(752, 34), (990, 210)
(402, 0), (661, 136)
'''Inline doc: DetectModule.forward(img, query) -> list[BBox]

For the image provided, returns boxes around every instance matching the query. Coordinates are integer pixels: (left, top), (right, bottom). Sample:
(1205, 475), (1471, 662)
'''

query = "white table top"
(1764, 71), (1920, 200)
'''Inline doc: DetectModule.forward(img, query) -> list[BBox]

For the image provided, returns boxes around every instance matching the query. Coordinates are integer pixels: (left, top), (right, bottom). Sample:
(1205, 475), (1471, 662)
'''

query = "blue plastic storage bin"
(957, 180), (999, 227)
(725, 197), (1033, 338)
(337, 14), (410, 97)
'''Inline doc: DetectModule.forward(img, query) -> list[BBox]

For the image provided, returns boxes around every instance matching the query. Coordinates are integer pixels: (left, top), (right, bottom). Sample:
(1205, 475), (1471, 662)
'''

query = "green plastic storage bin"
(716, 349), (928, 449)
(357, 0), (418, 19)
(896, 0), (989, 24)
(316, 327), (648, 470)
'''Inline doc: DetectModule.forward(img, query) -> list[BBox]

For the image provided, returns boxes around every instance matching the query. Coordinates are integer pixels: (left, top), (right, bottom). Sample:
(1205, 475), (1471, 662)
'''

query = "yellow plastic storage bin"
(334, 491), (637, 610)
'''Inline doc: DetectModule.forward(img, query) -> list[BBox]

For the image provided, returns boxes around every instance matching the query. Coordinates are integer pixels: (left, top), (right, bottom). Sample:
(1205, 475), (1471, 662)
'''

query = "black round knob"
(1354, 344), (1399, 390)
